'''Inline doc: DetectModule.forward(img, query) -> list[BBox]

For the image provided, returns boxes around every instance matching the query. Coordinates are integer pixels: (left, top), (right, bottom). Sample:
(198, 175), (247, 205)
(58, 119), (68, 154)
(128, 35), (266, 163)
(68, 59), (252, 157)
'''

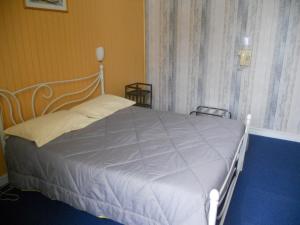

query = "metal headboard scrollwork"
(0, 72), (103, 128)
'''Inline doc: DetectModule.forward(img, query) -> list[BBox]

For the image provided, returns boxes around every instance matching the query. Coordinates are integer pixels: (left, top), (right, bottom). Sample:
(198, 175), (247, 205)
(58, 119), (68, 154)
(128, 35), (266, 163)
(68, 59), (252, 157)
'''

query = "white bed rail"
(208, 114), (251, 225)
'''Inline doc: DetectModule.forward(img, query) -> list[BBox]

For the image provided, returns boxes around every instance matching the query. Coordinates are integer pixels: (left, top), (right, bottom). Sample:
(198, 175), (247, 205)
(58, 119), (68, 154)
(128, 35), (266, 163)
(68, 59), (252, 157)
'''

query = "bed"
(0, 72), (251, 225)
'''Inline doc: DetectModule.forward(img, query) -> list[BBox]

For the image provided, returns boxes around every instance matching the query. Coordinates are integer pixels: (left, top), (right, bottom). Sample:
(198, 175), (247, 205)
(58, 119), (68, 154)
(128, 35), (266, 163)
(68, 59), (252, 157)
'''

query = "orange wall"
(0, 0), (145, 175)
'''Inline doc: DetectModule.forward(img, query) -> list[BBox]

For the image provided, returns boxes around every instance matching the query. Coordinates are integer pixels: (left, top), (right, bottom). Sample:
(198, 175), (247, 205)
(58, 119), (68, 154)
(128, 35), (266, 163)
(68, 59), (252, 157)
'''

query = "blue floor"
(225, 135), (300, 225)
(0, 135), (299, 225)
(0, 188), (121, 225)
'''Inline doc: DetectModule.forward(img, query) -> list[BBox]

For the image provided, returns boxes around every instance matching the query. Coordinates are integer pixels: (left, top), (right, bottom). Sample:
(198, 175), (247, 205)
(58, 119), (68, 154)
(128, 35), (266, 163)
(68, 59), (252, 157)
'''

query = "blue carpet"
(225, 135), (300, 225)
(0, 135), (299, 225)
(0, 188), (121, 225)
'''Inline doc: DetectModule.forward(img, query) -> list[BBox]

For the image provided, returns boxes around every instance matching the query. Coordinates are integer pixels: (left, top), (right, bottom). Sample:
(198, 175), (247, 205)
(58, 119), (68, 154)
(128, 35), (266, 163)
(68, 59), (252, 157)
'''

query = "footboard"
(208, 114), (251, 225)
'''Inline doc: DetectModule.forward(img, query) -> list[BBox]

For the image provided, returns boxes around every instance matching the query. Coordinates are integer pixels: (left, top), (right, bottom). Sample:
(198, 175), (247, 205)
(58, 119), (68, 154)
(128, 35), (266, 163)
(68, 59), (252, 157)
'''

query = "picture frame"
(24, 0), (68, 12)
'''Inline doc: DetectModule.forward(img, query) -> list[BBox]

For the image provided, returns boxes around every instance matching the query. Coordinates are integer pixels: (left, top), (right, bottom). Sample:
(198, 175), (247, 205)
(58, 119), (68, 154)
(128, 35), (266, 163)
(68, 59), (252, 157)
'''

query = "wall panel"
(146, 0), (300, 134)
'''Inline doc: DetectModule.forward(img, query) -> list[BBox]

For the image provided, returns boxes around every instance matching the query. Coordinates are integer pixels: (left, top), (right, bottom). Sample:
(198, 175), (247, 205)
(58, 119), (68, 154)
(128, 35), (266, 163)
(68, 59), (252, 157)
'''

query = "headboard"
(0, 71), (104, 148)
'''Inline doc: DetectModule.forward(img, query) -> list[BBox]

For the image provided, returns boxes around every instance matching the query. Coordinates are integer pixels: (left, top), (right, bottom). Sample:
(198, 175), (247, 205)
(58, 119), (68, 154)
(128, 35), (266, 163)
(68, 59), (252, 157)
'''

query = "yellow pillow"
(4, 110), (97, 147)
(71, 94), (135, 119)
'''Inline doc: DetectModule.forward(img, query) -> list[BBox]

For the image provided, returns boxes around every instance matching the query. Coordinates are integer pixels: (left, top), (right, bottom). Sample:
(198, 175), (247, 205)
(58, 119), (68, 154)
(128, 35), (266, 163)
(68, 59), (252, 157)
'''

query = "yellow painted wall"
(0, 0), (145, 175)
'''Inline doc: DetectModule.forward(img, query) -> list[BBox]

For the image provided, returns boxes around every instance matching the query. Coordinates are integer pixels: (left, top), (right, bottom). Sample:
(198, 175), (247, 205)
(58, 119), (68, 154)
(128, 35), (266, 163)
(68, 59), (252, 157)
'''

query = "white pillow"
(4, 110), (97, 147)
(71, 94), (135, 119)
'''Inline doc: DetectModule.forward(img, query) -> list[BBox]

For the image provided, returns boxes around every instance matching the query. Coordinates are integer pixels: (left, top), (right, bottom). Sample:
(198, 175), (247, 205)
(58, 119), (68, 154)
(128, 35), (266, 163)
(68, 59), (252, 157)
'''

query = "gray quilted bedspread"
(6, 106), (244, 225)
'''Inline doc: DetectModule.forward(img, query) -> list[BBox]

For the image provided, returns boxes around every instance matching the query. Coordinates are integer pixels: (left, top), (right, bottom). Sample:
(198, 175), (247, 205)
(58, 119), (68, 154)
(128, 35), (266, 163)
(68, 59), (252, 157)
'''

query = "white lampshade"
(243, 37), (250, 47)
(96, 47), (104, 61)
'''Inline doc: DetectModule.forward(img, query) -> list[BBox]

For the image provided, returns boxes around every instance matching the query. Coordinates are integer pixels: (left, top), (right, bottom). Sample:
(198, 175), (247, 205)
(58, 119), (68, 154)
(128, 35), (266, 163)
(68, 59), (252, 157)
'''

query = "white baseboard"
(0, 174), (8, 187)
(249, 127), (300, 143)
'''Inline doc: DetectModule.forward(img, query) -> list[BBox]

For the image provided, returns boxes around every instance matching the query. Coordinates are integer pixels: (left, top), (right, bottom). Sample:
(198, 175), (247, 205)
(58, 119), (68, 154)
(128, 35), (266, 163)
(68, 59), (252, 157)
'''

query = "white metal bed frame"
(0, 71), (251, 225)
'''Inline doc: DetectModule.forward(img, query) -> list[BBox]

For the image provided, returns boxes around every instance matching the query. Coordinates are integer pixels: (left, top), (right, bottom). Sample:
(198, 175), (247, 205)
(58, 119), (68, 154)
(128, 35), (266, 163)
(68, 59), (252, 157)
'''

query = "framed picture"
(24, 0), (68, 12)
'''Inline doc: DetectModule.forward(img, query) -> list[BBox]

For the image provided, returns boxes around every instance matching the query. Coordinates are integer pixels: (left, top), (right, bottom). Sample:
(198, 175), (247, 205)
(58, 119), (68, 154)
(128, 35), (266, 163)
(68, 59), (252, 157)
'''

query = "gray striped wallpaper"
(145, 0), (300, 134)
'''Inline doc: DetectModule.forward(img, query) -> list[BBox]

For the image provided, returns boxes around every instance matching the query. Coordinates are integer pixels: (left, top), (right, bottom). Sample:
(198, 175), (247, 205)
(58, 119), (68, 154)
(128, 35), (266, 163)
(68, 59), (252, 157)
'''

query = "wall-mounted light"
(239, 37), (252, 67)
(96, 47), (105, 62)
(96, 47), (105, 95)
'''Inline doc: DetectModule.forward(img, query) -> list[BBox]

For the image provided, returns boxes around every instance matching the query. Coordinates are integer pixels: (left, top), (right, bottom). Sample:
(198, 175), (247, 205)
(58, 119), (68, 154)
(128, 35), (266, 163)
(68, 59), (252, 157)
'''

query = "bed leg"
(208, 189), (220, 225)
(237, 114), (251, 172)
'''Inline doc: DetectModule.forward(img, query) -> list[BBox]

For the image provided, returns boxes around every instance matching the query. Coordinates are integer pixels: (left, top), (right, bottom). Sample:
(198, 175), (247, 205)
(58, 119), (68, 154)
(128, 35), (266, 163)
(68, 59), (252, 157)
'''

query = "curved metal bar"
(49, 79), (100, 113)
(32, 84), (53, 118)
(0, 92), (17, 125)
(0, 90), (27, 124)
(13, 73), (99, 95)
(10, 92), (25, 122)
(0, 72), (102, 126)
(42, 76), (99, 115)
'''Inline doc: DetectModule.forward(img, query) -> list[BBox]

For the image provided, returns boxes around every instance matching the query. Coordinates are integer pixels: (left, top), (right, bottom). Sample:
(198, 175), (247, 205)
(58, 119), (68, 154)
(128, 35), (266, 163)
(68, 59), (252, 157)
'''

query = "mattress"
(5, 106), (245, 225)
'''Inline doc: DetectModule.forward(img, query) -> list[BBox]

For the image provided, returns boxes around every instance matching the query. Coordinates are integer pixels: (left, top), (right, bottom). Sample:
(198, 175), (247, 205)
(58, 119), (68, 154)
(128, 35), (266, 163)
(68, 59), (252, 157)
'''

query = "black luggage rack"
(190, 105), (231, 119)
(125, 83), (152, 108)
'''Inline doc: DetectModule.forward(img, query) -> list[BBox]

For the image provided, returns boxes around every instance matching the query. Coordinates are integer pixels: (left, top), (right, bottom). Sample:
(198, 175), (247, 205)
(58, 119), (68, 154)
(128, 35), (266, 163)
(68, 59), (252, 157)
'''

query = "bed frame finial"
(208, 189), (220, 225)
(246, 114), (252, 132)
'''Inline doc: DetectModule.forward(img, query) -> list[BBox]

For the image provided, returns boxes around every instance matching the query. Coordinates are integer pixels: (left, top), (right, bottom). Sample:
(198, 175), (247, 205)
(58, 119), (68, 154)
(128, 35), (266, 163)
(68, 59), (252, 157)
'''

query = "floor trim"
(0, 174), (8, 187)
(249, 127), (300, 143)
